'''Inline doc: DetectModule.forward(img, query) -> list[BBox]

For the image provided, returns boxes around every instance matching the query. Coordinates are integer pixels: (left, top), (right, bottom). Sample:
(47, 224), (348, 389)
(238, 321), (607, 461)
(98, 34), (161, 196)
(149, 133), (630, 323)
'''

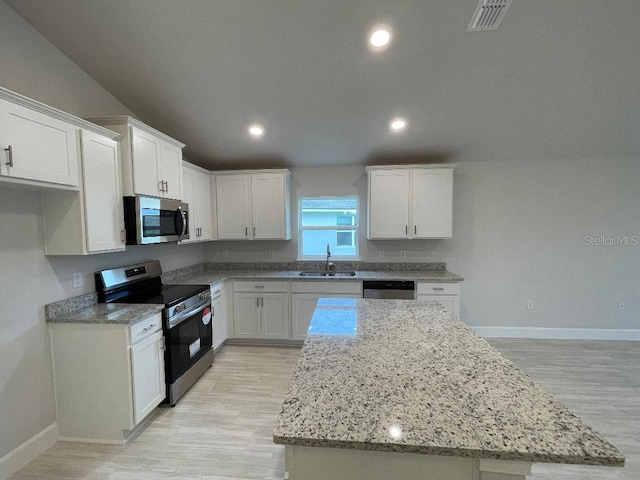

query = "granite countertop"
(46, 302), (163, 325)
(171, 269), (463, 285)
(44, 262), (461, 326)
(272, 299), (624, 466)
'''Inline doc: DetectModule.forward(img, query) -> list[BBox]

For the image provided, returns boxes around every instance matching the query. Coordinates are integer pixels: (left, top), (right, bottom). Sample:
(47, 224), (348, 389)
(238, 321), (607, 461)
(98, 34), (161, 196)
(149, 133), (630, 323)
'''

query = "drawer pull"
(432, 287), (445, 291)
(4, 145), (13, 167)
(254, 285), (265, 289)
(142, 324), (156, 331)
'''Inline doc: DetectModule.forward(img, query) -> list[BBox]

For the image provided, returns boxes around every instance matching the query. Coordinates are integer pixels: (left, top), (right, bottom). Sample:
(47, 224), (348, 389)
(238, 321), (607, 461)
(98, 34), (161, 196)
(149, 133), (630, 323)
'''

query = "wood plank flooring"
(10, 340), (640, 480)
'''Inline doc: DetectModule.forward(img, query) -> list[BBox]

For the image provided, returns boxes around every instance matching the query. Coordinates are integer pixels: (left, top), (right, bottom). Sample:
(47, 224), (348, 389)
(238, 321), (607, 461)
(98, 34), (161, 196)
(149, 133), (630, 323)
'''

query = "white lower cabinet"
(49, 312), (165, 444)
(416, 282), (461, 317)
(211, 281), (227, 350)
(232, 281), (290, 339)
(291, 282), (362, 341)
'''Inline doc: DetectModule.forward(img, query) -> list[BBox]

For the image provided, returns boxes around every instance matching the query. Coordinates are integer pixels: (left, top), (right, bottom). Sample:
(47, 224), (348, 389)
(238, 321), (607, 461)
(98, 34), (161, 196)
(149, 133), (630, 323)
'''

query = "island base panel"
(283, 446), (530, 480)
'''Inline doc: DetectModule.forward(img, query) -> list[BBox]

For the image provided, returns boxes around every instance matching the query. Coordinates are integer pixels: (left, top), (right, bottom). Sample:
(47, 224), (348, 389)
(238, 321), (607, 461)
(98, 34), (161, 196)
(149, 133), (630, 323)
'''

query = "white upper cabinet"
(0, 87), (79, 189)
(181, 161), (213, 243)
(367, 165), (454, 240)
(367, 169), (411, 239)
(87, 116), (185, 200)
(251, 173), (290, 240)
(214, 170), (291, 240)
(412, 168), (454, 238)
(215, 174), (252, 240)
(43, 128), (126, 255)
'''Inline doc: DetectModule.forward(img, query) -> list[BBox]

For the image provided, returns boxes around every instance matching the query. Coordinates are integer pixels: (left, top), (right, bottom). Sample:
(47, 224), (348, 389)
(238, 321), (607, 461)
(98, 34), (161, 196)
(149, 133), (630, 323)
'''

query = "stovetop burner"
(138, 284), (209, 308)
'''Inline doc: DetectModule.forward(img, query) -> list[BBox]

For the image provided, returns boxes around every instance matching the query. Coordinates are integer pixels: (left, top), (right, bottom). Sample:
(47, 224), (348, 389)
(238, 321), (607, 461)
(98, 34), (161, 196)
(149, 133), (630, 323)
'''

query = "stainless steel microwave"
(123, 196), (189, 245)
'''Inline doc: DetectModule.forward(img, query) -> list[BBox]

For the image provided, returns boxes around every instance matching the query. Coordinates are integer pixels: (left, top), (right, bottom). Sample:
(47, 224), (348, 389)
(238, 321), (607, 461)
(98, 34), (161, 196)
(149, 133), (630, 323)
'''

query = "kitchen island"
(273, 299), (624, 480)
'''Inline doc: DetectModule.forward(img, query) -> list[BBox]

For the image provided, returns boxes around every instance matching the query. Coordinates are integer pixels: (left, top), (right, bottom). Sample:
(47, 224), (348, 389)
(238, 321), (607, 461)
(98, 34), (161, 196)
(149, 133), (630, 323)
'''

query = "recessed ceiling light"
(369, 25), (392, 50)
(389, 117), (407, 132)
(248, 124), (264, 138)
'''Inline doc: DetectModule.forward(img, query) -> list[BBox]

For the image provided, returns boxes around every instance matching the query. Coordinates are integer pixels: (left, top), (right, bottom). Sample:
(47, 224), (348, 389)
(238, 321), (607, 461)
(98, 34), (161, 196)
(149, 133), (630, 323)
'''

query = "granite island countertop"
(272, 298), (624, 466)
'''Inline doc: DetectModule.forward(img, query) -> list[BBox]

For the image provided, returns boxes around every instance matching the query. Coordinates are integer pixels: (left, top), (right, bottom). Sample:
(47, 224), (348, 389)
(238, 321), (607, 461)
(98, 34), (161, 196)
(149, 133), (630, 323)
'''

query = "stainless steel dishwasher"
(362, 280), (416, 299)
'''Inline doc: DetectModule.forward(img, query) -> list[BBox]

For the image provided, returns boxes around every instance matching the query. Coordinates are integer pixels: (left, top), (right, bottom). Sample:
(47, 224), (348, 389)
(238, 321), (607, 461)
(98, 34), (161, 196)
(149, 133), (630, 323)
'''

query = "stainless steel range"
(96, 261), (213, 406)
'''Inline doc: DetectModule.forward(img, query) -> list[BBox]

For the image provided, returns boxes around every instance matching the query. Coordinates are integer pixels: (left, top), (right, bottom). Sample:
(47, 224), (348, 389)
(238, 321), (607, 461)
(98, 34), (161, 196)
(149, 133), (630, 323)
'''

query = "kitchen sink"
(298, 271), (356, 277)
(298, 271), (328, 276)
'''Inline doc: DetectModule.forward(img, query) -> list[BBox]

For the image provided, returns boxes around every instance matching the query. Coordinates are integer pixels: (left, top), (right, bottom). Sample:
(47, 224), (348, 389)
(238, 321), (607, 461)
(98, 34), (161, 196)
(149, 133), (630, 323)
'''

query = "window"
(299, 196), (359, 259)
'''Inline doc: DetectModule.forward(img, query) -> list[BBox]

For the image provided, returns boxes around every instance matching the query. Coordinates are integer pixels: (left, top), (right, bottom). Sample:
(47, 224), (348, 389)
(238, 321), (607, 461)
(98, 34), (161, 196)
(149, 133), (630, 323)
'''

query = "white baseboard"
(472, 326), (640, 341)
(0, 422), (58, 480)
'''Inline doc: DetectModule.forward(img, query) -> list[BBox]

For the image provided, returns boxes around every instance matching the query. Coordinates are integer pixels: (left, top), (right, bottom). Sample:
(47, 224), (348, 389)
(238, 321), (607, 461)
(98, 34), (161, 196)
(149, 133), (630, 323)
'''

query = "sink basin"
(298, 271), (356, 277)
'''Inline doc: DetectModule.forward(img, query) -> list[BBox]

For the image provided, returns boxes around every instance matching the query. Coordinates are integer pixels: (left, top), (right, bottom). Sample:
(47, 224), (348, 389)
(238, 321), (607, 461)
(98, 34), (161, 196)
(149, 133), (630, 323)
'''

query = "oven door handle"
(175, 208), (188, 241)
(168, 301), (210, 329)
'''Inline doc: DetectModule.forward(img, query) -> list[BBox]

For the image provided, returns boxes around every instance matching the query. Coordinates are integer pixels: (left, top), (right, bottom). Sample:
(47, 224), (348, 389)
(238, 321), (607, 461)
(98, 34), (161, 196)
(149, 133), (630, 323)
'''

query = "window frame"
(298, 195), (360, 260)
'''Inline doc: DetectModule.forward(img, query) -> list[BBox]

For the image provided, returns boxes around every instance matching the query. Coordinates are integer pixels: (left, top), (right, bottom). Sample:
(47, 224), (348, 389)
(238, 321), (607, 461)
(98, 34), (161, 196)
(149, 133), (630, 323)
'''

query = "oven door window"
(141, 208), (185, 240)
(165, 305), (213, 383)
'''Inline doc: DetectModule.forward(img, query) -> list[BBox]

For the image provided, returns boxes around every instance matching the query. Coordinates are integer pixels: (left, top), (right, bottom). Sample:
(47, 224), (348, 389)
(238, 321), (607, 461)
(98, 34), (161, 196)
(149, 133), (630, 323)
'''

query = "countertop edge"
(46, 303), (164, 326)
(271, 435), (625, 466)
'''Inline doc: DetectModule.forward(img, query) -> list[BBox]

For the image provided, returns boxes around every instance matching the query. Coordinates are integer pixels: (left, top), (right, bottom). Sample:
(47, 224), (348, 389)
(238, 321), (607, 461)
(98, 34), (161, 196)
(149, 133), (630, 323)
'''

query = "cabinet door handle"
(245, 227), (248, 237)
(164, 180), (169, 193)
(261, 297), (264, 307)
(432, 287), (445, 291)
(4, 145), (13, 167)
(120, 229), (126, 242)
(405, 225), (408, 234)
(158, 180), (165, 193)
(253, 226), (256, 236)
(414, 225), (417, 235)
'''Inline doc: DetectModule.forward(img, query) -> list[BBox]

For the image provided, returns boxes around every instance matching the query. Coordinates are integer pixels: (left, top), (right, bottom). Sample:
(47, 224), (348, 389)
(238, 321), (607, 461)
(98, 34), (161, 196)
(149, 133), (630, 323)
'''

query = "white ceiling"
(4, 0), (640, 170)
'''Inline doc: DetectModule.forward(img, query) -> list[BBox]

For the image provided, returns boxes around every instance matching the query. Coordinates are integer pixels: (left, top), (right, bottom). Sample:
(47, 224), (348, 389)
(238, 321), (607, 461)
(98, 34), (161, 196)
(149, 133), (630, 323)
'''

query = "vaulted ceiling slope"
(4, 0), (640, 170)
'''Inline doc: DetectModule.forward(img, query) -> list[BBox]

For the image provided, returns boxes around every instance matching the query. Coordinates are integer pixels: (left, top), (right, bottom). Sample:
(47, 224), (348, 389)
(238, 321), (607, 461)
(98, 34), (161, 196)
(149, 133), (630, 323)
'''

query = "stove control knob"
(174, 304), (186, 314)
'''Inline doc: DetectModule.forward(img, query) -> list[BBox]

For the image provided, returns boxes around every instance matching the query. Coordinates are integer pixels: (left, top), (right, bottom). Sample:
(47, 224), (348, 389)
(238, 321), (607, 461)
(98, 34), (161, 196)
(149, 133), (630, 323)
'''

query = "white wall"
(0, 0), (204, 462)
(205, 158), (640, 331)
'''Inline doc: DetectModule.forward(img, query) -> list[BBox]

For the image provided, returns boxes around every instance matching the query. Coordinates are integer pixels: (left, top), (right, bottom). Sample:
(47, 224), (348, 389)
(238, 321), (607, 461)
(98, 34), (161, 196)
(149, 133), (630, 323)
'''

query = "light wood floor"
(10, 340), (640, 480)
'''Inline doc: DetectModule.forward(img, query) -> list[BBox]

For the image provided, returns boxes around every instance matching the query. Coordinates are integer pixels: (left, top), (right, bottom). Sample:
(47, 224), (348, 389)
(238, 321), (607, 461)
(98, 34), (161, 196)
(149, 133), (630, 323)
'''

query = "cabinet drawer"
(416, 282), (460, 295)
(291, 281), (362, 295)
(233, 280), (289, 293)
(129, 312), (163, 344)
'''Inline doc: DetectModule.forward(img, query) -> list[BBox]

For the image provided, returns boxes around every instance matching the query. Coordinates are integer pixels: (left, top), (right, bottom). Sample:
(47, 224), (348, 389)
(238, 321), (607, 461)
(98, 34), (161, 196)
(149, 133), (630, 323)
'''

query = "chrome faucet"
(325, 244), (331, 272)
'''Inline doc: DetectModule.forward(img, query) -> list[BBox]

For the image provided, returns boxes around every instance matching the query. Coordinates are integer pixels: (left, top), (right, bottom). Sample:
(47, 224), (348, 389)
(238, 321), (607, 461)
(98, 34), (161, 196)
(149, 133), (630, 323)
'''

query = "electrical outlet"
(378, 250), (385, 258)
(527, 300), (534, 310)
(618, 302), (624, 310)
(400, 250), (407, 258)
(268, 249), (275, 258)
(222, 249), (229, 258)
(72, 272), (83, 288)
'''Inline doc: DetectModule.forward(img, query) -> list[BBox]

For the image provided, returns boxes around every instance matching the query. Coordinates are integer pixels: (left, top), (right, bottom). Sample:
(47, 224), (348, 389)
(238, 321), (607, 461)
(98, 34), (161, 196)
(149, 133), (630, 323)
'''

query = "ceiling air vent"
(467, 0), (513, 32)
